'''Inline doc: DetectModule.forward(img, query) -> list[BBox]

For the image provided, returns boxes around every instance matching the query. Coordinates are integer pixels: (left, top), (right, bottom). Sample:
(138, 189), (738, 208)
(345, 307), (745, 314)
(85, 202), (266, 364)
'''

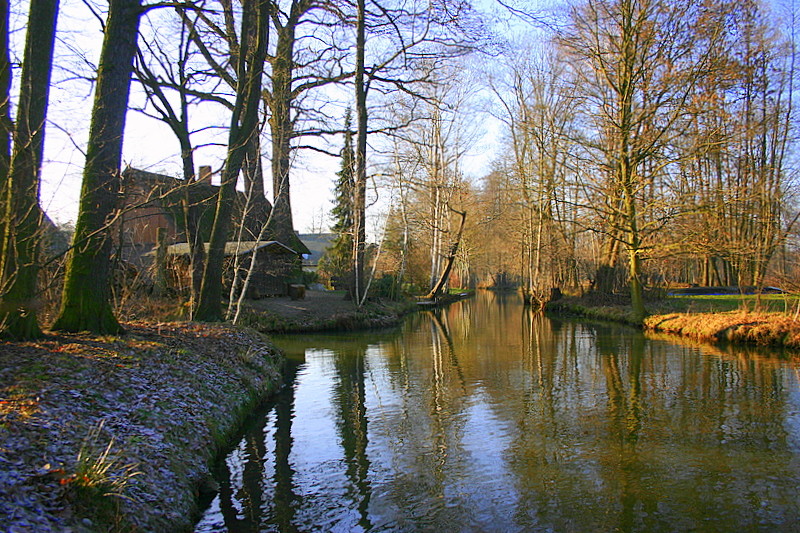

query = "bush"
(370, 274), (400, 300)
(287, 268), (319, 287)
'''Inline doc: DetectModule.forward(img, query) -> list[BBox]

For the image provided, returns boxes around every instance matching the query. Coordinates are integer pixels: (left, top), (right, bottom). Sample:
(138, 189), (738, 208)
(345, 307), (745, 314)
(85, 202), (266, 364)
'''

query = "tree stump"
(288, 284), (306, 300)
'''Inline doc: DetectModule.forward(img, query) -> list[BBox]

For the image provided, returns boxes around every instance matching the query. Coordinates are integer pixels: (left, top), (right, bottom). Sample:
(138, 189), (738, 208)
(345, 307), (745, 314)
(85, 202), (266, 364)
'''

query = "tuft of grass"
(61, 421), (140, 528)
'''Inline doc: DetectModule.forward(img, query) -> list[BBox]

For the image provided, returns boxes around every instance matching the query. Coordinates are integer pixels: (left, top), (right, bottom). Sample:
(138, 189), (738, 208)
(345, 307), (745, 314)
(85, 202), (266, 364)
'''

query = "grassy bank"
(240, 292), (418, 333)
(0, 322), (283, 532)
(548, 294), (800, 351)
(650, 293), (800, 314)
(644, 311), (800, 350)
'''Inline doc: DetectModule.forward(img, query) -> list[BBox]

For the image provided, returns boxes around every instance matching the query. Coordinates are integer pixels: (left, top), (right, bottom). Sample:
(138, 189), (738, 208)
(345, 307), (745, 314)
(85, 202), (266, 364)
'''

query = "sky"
(34, 1), (503, 236)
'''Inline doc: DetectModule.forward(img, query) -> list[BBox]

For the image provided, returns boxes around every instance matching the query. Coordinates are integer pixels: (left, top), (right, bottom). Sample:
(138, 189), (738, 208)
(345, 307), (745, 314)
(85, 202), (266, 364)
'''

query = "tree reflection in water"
(196, 292), (800, 532)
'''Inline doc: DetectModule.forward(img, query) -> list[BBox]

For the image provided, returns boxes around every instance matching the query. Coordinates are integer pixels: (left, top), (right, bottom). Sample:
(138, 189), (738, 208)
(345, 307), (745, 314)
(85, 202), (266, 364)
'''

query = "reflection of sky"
(458, 390), (519, 527)
(197, 294), (800, 532)
(226, 441), (248, 520)
(291, 351), (356, 531)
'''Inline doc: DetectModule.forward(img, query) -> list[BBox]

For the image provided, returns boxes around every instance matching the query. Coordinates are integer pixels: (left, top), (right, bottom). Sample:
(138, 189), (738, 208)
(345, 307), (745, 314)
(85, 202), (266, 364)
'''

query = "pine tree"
(319, 110), (355, 290)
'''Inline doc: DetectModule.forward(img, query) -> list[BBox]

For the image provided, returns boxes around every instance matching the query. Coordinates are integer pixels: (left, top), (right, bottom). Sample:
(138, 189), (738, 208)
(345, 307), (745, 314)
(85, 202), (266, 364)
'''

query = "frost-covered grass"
(0, 322), (283, 532)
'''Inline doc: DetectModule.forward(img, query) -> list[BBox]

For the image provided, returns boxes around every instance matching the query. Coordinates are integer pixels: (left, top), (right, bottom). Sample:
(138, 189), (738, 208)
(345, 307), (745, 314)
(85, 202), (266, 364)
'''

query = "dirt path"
(246, 290), (358, 320)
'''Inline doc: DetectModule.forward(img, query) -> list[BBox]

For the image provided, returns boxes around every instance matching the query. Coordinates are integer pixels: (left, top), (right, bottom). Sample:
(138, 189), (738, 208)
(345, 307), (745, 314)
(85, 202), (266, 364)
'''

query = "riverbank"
(548, 295), (800, 351)
(0, 322), (283, 532)
(239, 289), (418, 333)
(643, 311), (800, 350)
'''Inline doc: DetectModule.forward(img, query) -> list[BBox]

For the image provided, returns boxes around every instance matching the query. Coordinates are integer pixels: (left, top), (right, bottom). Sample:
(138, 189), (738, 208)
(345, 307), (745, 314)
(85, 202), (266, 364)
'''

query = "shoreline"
(0, 293), (419, 531)
(547, 297), (800, 352)
(8, 292), (791, 530)
(238, 290), (419, 333)
(0, 322), (283, 532)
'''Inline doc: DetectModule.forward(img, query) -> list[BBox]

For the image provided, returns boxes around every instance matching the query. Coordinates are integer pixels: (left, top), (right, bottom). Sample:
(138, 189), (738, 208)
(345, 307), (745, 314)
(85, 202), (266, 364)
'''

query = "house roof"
(167, 241), (298, 257)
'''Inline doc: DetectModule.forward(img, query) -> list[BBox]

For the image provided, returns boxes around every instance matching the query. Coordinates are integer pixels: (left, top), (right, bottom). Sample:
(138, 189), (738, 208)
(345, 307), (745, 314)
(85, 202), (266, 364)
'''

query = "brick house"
(116, 166), (304, 297)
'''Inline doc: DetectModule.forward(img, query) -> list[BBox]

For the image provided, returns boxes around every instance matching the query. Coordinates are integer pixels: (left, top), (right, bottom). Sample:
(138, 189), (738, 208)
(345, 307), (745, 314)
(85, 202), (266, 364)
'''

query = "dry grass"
(644, 310), (800, 350)
(549, 294), (800, 352)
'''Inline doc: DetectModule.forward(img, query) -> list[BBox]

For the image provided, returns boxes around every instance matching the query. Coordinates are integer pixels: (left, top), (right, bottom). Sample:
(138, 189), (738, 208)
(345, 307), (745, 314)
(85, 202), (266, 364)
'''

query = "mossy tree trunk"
(195, 0), (270, 322)
(1, 0), (59, 339)
(52, 0), (143, 334)
(0, 0), (11, 267)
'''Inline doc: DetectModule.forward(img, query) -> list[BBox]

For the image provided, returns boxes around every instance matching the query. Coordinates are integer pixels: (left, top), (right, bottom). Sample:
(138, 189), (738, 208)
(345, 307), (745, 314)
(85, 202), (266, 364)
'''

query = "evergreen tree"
(319, 110), (355, 290)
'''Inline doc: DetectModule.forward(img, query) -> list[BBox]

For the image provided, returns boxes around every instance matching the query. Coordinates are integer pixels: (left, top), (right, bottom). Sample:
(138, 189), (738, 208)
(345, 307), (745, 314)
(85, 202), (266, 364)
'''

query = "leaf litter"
(0, 321), (282, 532)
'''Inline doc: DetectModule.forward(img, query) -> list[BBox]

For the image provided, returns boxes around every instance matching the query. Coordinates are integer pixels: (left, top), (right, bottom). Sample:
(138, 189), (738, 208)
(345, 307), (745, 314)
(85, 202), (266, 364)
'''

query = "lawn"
(653, 293), (800, 315)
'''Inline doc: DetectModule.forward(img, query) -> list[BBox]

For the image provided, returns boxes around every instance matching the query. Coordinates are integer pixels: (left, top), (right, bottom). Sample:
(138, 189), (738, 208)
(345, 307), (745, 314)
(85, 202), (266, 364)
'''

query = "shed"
(167, 240), (300, 298)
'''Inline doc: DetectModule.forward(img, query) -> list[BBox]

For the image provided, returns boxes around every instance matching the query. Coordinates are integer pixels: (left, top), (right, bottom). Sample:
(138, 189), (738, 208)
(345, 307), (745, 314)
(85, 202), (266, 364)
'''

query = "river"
(195, 291), (800, 532)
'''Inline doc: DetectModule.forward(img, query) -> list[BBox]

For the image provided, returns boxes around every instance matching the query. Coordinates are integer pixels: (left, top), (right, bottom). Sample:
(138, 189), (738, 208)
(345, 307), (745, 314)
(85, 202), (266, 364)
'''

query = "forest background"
(1, 0), (799, 337)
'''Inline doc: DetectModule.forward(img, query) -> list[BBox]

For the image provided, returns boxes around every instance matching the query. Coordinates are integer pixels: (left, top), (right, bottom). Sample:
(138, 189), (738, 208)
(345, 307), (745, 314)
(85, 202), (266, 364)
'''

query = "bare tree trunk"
(0, 0), (10, 267)
(53, 0), (141, 334)
(170, 131), (208, 315)
(265, 7), (305, 254)
(195, 0), (269, 322)
(426, 208), (466, 299)
(242, 131), (271, 240)
(352, 0), (368, 305)
(0, 0), (58, 338)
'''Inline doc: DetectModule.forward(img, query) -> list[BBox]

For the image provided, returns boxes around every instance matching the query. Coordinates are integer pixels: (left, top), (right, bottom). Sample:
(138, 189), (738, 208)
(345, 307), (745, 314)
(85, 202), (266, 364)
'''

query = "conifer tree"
(319, 110), (355, 290)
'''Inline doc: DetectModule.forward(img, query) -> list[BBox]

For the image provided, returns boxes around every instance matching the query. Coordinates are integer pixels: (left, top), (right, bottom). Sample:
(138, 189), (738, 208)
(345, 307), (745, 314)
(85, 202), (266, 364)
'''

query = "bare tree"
(559, 0), (720, 320)
(656, 0), (799, 291)
(53, 0), (144, 334)
(350, 0), (487, 303)
(133, 3), (231, 314)
(194, 0), (270, 322)
(0, 0), (59, 338)
(490, 44), (582, 304)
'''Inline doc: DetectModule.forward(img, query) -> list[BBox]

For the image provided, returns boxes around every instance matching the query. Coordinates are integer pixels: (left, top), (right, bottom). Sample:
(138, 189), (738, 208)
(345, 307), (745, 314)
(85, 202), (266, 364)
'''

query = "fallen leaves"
(0, 321), (283, 532)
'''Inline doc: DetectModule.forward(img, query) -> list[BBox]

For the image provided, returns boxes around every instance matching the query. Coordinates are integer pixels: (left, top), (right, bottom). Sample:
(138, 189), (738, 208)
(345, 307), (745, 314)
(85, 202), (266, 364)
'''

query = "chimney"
(198, 165), (212, 185)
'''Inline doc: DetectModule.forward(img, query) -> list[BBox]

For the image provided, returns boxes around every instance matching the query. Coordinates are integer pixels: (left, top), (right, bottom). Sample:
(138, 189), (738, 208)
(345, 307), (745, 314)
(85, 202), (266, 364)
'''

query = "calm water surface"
(195, 291), (800, 532)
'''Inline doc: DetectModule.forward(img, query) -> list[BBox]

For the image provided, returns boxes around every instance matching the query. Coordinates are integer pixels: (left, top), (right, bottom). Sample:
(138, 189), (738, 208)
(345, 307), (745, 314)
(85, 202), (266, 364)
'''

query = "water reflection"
(196, 292), (800, 532)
